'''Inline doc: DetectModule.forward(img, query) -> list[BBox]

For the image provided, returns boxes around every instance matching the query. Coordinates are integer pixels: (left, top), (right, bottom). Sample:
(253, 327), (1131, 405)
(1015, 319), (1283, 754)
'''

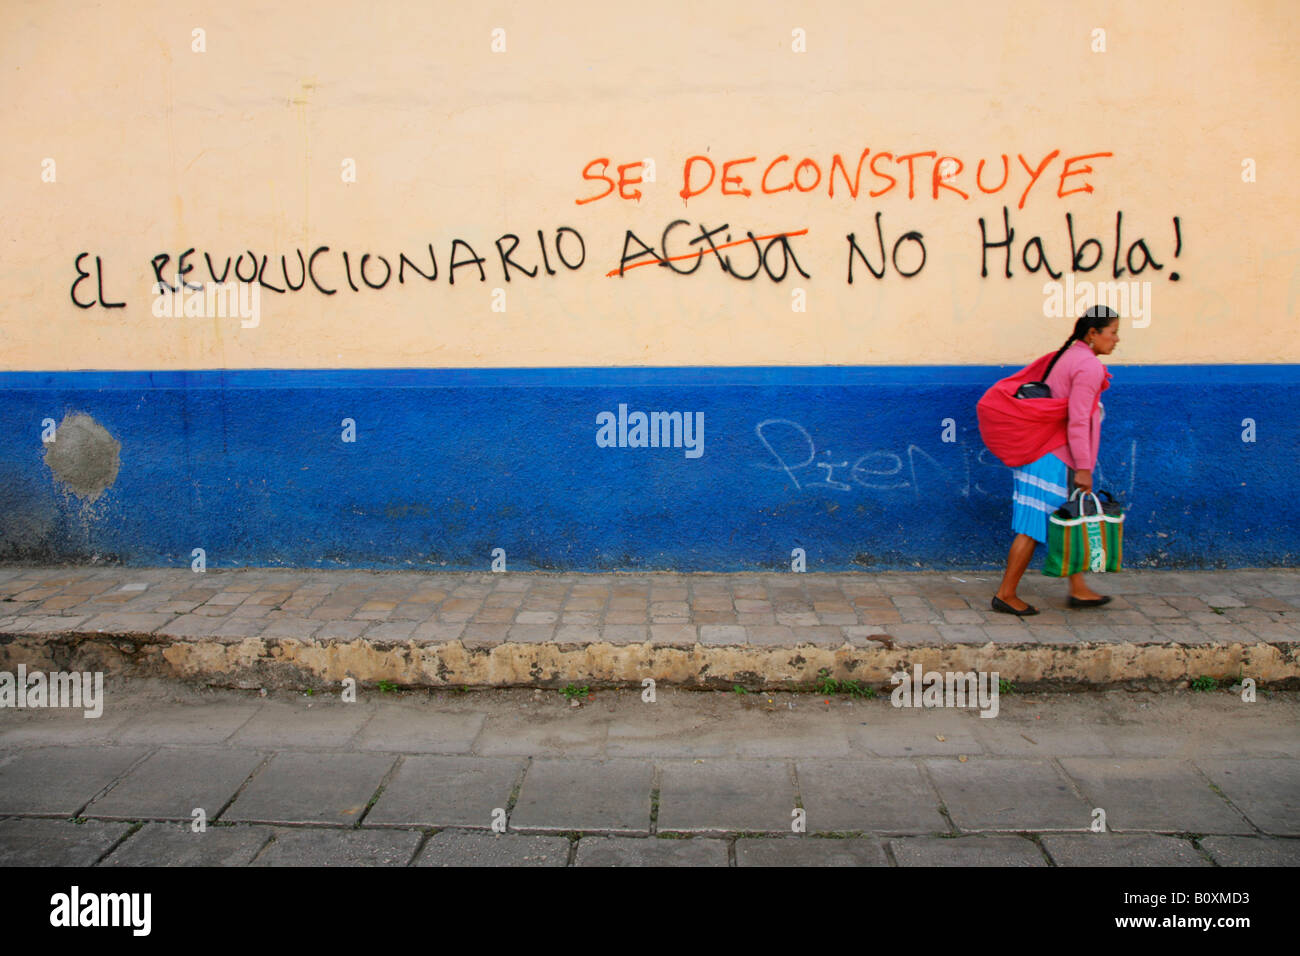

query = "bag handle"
(1068, 487), (1105, 516)
(1076, 488), (1118, 506)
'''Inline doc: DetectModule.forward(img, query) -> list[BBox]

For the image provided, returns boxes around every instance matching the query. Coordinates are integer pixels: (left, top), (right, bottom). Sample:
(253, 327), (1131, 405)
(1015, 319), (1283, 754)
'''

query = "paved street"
(1, 680), (1296, 866)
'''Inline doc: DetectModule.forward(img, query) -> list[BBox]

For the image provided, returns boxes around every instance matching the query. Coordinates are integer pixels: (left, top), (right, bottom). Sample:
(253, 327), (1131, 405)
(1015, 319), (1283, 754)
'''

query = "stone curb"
(4, 630), (1297, 690)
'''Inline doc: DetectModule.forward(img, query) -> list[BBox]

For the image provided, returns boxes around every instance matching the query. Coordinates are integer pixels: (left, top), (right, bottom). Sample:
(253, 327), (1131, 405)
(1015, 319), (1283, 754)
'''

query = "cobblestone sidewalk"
(2, 566), (1297, 648)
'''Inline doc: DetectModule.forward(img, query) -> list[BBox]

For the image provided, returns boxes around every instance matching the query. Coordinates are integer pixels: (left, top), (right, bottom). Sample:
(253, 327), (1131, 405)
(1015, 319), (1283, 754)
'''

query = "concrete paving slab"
(156, 614), (226, 638)
(78, 612), (174, 634)
(796, 758), (948, 833)
(1199, 836), (1300, 866)
(1194, 759), (1300, 835)
(511, 758), (653, 833)
(0, 707), (134, 746)
(353, 704), (484, 753)
(656, 759), (794, 833)
(250, 827), (422, 866)
(1188, 724), (1300, 759)
(1059, 758), (1254, 834)
(890, 834), (1047, 866)
(608, 705), (852, 758)
(1094, 726), (1198, 758)
(101, 822), (272, 866)
(0, 680), (1293, 866)
(0, 746), (150, 815)
(0, 818), (131, 866)
(735, 836), (889, 866)
(972, 721), (1112, 757)
(1040, 833), (1210, 866)
(366, 621), (419, 642)
(116, 702), (260, 745)
(222, 752), (395, 826)
(474, 711), (609, 756)
(257, 618), (324, 640)
(413, 829), (570, 866)
(366, 755), (523, 828)
(573, 835), (729, 866)
(926, 758), (1092, 832)
(230, 700), (374, 748)
(86, 747), (264, 821)
(410, 621), (466, 643)
(852, 714), (984, 757)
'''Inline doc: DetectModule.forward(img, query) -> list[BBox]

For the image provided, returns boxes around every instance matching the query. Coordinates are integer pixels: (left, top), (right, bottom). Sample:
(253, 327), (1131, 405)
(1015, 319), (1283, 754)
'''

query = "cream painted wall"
(1, 0), (1296, 370)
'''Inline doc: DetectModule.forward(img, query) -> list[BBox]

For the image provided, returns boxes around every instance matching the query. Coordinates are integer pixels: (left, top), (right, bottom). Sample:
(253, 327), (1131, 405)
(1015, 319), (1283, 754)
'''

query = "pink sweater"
(1045, 340), (1109, 471)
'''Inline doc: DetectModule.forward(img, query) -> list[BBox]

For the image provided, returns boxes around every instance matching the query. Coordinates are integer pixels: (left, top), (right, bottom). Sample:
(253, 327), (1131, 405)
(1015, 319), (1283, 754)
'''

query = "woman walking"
(991, 305), (1120, 615)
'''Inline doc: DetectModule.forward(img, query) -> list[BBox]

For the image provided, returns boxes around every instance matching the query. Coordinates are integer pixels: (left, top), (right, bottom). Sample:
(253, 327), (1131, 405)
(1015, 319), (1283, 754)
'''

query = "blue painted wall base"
(1, 366), (1295, 570)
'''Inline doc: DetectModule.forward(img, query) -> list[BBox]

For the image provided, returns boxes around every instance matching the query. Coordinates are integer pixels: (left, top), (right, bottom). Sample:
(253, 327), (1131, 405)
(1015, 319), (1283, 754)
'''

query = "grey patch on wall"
(43, 413), (122, 501)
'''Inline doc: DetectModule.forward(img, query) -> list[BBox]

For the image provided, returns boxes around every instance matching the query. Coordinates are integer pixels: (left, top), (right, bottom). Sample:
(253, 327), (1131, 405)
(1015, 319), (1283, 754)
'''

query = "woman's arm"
(1066, 364), (1103, 488)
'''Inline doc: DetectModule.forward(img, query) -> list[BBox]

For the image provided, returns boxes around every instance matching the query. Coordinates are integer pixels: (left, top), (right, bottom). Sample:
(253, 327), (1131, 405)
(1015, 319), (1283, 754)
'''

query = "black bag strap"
(1041, 339), (1074, 382)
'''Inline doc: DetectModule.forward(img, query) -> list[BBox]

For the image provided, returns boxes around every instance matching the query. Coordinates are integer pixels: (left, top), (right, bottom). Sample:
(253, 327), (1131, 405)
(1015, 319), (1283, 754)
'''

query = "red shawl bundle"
(976, 352), (1109, 468)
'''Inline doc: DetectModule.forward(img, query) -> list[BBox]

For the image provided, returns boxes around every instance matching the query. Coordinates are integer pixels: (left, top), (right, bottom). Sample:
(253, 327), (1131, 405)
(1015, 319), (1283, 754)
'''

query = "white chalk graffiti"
(754, 418), (1136, 500)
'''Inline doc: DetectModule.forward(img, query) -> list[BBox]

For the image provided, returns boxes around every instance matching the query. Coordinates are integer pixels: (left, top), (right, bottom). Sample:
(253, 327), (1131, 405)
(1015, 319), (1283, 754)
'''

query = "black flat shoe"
(1068, 594), (1113, 608)
(991, 596), (1039, 616)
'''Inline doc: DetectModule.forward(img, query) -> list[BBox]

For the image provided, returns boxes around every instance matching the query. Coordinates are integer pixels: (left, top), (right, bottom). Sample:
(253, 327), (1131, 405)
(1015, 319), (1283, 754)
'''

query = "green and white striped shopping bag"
(1043, 490), (1124, 577)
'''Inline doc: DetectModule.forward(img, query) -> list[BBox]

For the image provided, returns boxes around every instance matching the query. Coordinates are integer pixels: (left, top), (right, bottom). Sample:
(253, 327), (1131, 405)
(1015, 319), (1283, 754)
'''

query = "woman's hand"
(1074, 469), (1093, 492)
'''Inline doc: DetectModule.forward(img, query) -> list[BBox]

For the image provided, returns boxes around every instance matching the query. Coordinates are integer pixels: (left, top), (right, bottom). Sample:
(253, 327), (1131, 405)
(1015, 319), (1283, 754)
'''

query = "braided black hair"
(1044, 304), (1119, 378)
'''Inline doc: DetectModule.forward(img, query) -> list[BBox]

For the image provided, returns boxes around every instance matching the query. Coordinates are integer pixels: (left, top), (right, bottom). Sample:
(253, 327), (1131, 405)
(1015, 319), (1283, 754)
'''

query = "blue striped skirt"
(1011, 452), (1071, 545)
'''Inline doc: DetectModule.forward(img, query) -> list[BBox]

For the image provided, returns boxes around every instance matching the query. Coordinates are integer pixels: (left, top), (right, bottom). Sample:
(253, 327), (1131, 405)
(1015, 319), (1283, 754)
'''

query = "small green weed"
(1191, 675), (1219, 692)
(377, 680), (398, 694)
(561, 684), (590, 701)
(839, 679), (876, 699)
(814, 668), (839, 695)
(998, 678), (1016, 696)
(732, 684), (749, 695)
(813, 668), (877, 698)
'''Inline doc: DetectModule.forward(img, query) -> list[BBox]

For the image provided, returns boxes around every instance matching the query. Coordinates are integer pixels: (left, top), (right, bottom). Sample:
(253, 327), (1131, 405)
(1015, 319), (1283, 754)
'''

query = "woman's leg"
(995, 533), (1038, 610)
(1068, 571), (1104, 600)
